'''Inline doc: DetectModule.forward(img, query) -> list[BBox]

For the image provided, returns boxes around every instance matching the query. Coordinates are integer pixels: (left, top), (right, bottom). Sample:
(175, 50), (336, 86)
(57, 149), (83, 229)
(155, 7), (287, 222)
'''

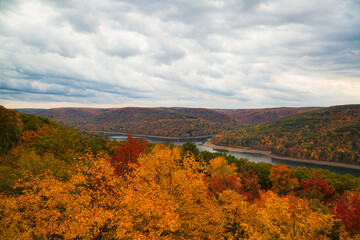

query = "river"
(111, 134), (360, 177)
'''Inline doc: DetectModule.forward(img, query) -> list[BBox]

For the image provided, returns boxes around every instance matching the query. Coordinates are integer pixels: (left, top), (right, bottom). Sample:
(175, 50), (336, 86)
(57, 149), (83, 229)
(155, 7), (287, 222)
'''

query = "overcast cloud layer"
(1, 0), (360, 109)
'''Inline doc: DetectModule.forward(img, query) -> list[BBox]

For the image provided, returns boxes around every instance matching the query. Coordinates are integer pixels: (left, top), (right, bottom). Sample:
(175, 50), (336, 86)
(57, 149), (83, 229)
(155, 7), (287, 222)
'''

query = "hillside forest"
(18, 107), (318, 137)
(212, 105), (360, 164)
(1, 105), (360, 239)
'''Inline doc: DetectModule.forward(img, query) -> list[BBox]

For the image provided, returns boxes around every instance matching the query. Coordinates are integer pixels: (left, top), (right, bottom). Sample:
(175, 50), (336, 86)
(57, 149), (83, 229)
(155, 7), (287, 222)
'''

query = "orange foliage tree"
(269, 164), (299, 195)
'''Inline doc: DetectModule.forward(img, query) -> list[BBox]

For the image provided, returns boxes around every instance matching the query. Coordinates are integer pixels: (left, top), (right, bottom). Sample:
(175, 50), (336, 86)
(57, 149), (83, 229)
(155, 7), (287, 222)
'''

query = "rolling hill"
(216, 107), (321, 125)
(16, 107), (238, 137)
(16, 107), (319, 137)
(212, 105), (360, 164)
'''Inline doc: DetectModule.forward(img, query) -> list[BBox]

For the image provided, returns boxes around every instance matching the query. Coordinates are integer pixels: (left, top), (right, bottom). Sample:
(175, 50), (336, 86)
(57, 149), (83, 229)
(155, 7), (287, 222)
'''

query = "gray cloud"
(0, 0), (359, 109)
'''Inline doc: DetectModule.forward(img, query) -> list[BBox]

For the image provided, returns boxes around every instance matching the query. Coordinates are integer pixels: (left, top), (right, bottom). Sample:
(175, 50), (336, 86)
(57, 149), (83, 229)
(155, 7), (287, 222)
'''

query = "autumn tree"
(217, 190), (260, 239)
(238, 169), (261, 200)
(253, 191), (335, 240)
(245, 161), (272, 190)
(131, 145), (225, 238)
(0, 152), (124, 239)
(110, 134), (147, 177)
(334, 191), (360, 238)
(206, 157), (242, 197)
(0, 144), (226, 239)
(269, 164), (299, 195)
(299, 177), (336, 203)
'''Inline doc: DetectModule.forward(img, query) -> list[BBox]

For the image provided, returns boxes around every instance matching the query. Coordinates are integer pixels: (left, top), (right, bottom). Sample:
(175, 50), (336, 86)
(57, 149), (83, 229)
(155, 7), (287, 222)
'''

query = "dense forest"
(215, 107), (320, 125)
(212, 105), (360, 164)
(1, 105), (360, 239)
(18, 107), (318, 137)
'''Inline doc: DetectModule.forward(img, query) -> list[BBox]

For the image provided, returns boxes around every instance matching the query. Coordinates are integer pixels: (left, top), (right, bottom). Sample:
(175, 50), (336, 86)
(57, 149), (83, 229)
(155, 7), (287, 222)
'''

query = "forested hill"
(2, 105), (360, 239)
(212, 105), (360, 164)
(16, 107), (318, 137)
(216, 107), (321, 125)
(16, 107), (238, 137)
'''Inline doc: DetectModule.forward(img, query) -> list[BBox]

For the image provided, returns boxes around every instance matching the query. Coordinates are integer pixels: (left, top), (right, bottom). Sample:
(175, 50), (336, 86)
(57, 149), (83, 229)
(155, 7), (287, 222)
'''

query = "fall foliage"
(0, 106), (359, 239)
(269, 164), (299, 195)
(110, 134), (147, 177)
(18, 106), (318, 138)
(19, 107), (241, 137)
(212, 105), (360, 164)
(334, 191), (360, 238)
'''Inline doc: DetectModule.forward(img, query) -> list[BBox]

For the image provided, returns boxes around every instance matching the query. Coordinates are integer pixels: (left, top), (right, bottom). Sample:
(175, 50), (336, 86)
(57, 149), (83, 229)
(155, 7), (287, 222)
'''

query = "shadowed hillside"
(17, 107), (320, 137)
(216, 107), (320, 125)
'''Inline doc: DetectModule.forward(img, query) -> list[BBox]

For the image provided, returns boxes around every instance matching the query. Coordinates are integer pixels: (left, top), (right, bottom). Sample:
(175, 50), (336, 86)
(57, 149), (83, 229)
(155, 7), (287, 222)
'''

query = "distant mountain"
(212, 105), (360, 164)
(15, 109), (48, 114)
(17, 107), (320, 137)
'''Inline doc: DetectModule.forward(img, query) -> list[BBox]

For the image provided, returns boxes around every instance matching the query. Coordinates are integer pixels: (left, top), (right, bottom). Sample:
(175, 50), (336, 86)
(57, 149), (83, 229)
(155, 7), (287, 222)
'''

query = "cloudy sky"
(1, 0), (360, 109)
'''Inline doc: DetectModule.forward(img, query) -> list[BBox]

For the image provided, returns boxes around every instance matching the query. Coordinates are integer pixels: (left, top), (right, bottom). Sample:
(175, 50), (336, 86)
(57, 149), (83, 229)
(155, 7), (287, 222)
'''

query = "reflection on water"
(111, 135), (360, 176)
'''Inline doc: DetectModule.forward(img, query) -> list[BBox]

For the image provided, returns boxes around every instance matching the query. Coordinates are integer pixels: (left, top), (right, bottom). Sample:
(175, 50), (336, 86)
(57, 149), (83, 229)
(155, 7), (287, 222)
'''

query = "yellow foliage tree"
(217, 190), (263, 239)
(208, 156), (238, 178)
(0, 152), (124, 239)
(0, 144), (344, 240)
(130, 144), (225, 239)
(252, 191), (335, 240)
(0, 145), (226, 239)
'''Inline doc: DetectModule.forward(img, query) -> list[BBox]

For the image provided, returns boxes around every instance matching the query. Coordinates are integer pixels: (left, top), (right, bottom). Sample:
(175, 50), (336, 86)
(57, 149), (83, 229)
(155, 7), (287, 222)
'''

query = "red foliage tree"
(238, 170), (261, 200)
(334, 192), (360, 238)
(110, 134), (147, 177)
(207, 175), (242, 197)
(207, 171), (261, 201)
(299, 177), (336, 203)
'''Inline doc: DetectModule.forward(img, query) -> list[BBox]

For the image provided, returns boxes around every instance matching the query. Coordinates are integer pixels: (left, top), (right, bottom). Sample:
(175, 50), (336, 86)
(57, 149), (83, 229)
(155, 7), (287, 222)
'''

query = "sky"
(0, 0), (360, 109)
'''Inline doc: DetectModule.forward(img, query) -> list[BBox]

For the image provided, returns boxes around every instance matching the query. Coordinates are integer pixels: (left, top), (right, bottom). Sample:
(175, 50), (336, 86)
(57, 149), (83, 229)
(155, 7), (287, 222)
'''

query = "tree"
(181, 141), (200, 157)
(238, 169), (261, 200)
(253, 191), (335, 240)
(110, 134), (147, 177)
(0, 153), (125, 239)
(269, 164), (299, 195)
(207, 157), (237, 178)
(217, 190), (259, 239)
(293, 166), (310, 183)
(0, 106), (22, 155)
(334, 191), (360, 238)
(245, 161), (272, 190)
(299, 177), (336, 203)
(125, 144), (225, 238)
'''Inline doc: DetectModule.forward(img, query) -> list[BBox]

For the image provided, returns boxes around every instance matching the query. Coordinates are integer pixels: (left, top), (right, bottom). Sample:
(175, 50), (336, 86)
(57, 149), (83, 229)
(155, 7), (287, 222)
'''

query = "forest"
(18, 107), (318, 137)
(212, 105), (360, 164)
(1, 105), (360, 239)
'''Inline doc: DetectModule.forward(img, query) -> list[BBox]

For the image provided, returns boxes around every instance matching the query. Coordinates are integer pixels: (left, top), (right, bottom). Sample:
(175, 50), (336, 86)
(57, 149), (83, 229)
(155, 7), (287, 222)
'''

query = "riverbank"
(203, 140), (360, 170)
